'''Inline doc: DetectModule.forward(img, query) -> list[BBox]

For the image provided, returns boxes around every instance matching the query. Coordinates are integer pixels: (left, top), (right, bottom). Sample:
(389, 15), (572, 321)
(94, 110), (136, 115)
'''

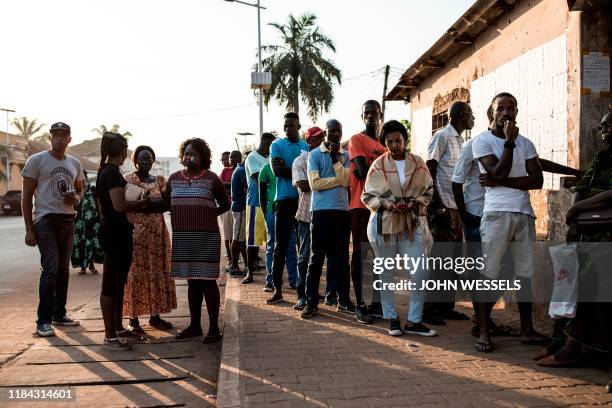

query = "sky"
(1, 0), (474, 172)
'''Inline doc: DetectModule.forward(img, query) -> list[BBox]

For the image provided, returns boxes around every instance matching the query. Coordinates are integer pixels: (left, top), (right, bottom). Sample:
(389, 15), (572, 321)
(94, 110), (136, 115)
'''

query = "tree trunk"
(291, 75), (300, 114)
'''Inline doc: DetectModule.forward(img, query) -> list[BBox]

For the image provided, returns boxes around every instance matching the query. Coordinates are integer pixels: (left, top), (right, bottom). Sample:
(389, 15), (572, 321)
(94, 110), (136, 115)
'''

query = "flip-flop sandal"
(536, 355), (583, 367)
(491, 325), (520, 337)
(89, 268), (98, 275)
(475, 340), (493, 353)
(117, 329), (145, 342)
(78, 269), (86, 275)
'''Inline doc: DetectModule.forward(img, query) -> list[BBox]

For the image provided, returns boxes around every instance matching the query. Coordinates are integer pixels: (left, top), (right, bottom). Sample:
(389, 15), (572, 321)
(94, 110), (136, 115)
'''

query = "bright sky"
(1, 0), (473, 172)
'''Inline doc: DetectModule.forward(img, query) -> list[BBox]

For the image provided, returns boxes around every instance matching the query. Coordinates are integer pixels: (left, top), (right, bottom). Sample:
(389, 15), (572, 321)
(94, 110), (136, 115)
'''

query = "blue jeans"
(462, 212), (481, 243)
(264, 212), (297, 286)
(33, 214), (75, 324)
(367, 215), (429, 323)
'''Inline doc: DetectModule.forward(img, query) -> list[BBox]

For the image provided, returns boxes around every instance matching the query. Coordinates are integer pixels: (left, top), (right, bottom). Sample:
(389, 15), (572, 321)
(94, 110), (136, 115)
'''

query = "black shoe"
(368, 302), (383, 319)
(229, 269), (246, 278)
(422, 313), (446, 326)
(52, 315), (80, 326)
(266, 292), (283, 305)
(300, 305), (318, 319)
(293, 299), (307, 311)
(336, 302), (356, 315)
(203, 329), (222, 344)
(388, 318), (403, 336)
(324, 297), (338, 306)
(355, 305), (373, 324)
(404, 322), (437, 337)
(441, 309), (470, 320)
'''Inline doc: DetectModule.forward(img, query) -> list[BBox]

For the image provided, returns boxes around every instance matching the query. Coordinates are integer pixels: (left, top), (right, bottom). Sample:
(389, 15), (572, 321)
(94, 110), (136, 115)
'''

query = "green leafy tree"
(0, 144), (8, 182)
(401, 119), (412, 151)
(92, 124), (133, 138)
(11, 117), (49, 144)
(259, 13), (341, 121)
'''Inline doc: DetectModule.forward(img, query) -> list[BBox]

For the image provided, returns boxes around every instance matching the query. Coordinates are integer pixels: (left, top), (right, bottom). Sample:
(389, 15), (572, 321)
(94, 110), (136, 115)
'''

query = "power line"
(67, 103), (258, 123)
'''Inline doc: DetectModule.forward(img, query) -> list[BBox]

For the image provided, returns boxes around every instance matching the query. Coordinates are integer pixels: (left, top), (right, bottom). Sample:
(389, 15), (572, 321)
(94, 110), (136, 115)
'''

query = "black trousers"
(272, 198), (299, 290)
(306, 210), (351, 307)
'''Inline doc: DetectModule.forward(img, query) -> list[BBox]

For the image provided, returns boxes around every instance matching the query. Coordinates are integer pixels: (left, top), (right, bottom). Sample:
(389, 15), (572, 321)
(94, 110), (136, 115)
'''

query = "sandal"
(175, 327), (203, 339)
(149, 318), (173, 330)
(521, 333), (551, 345)
(117, 329), (145, 342)
(78, 268), (86, 275)
(536, 354), (583, 367)
(89, 267), (98, 275)
(241, 275), (253, 284)
(475, 340), (493, 353)
(491, 325), (520, 337)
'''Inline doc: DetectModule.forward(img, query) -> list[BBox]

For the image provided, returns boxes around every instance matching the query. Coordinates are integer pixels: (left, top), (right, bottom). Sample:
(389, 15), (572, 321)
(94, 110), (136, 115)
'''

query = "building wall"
(407, 0), (573, 237)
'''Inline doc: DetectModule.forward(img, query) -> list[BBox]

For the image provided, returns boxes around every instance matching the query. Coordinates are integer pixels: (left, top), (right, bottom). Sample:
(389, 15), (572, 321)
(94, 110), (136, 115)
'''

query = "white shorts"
(479, 211), (536, 279)
(220, 211), (233, 241)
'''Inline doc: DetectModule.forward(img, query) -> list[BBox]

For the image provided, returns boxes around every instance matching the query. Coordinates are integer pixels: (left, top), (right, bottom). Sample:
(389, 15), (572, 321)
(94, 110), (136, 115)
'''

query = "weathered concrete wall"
(578, 5), (612, 169)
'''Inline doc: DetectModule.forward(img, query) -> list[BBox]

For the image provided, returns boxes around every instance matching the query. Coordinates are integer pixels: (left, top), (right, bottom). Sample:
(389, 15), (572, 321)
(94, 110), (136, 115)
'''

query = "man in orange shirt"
(348, 100), (387, 324)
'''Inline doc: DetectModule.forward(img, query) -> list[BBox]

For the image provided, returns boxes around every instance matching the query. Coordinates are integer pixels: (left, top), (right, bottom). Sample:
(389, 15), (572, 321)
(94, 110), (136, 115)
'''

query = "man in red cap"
(290, 126), (329, 310)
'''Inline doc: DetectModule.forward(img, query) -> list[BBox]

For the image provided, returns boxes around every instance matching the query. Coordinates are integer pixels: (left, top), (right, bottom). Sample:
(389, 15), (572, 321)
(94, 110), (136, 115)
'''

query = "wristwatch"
(504, 141), (516, 149)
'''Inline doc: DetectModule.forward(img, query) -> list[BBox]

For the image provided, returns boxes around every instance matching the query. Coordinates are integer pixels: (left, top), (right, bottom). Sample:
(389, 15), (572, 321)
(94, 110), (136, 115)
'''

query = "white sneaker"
(36, 323), (55, 337)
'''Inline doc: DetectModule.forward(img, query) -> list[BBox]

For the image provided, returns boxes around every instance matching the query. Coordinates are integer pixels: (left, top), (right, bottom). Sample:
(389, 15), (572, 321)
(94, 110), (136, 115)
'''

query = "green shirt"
(258, 163), (276, 214)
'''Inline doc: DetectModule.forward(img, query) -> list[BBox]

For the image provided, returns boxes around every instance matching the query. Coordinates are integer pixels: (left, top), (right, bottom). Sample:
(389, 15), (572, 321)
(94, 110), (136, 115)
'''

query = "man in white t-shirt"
(21, 122), (84, 337)
(242, 133), (275, 284)
(471, 93), (548, 353)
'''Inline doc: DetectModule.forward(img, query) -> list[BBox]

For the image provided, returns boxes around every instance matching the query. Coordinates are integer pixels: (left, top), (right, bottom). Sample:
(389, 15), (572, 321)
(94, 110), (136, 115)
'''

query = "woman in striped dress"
(163, 138), (230, 343)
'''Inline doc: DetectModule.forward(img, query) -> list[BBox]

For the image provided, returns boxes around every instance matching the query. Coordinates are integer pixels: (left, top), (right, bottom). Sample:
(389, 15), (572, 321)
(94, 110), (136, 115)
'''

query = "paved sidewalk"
(0, 278), (225, 408)
(218, 276), (612, 408)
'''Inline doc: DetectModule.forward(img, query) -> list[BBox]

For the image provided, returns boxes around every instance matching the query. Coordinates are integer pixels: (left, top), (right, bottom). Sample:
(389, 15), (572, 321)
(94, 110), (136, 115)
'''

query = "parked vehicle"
(2, 190), (22, 216)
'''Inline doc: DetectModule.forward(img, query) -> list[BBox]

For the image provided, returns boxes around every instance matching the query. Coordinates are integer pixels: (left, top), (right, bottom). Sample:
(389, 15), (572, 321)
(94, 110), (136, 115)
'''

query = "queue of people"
(20, 97), (610, 367)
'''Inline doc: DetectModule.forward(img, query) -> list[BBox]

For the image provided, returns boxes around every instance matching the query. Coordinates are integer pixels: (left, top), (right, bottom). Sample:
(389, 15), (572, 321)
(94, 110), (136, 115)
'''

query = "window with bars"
(432, 112), (448, 135)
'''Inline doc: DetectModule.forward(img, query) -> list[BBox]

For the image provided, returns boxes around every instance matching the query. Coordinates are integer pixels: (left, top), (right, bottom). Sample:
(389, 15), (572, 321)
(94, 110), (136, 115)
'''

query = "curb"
(217, 276), (243, 407)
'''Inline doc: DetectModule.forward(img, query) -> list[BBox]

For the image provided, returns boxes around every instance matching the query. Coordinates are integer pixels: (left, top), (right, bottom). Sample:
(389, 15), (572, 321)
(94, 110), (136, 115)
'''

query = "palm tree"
(11, 117), (49, 144)
(92, 124), (133, 138)
(0, 144), (8, 182)
(259, 13), (341, 121)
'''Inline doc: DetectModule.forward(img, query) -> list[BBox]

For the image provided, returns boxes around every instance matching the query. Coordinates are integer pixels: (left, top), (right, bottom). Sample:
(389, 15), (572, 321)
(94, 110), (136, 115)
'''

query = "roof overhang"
(386, 0), (518, 102)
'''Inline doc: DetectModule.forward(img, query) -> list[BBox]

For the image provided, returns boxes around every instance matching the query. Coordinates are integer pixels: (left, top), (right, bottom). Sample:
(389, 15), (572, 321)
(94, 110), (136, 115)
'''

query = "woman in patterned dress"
(121, 146), (177, 335)
(162, 138), (230, 343)
(71, 170), (103, 274)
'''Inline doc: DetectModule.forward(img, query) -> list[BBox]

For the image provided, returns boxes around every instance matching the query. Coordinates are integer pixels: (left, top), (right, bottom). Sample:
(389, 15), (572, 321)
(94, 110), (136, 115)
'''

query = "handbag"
(576, 208), (612, 235)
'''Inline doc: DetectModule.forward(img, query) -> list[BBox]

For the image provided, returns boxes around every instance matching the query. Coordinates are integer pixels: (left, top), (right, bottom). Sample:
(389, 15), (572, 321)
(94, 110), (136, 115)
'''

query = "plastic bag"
(548, 243), (579, 319)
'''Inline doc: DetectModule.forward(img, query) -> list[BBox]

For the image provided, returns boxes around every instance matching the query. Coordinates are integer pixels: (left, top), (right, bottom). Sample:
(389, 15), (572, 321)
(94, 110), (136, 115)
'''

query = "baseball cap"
(50, 122), (71, 133)
(304, 126), (324, 141)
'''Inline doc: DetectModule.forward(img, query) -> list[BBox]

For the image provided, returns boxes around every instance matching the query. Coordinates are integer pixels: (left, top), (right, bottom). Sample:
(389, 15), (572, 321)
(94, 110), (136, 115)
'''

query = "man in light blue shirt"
(300, 119), (354, 318)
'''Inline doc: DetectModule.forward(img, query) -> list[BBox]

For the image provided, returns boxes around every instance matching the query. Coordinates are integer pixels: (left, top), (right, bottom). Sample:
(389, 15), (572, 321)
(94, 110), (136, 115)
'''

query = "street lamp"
(224, 0), (270, 140)
(0, 108), (15, 185)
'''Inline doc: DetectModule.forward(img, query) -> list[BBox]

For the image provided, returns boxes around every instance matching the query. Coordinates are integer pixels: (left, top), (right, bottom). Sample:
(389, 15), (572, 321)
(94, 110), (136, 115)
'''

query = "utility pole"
(381, 65), (390, 123)
(1, 108), (15, 186)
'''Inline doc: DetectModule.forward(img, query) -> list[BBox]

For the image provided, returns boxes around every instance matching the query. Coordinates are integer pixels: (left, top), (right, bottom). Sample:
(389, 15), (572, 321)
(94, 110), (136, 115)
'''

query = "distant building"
(386, 0), (611, 240)
(155, 157), (182, 178)
(0, 132), (98, 195)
